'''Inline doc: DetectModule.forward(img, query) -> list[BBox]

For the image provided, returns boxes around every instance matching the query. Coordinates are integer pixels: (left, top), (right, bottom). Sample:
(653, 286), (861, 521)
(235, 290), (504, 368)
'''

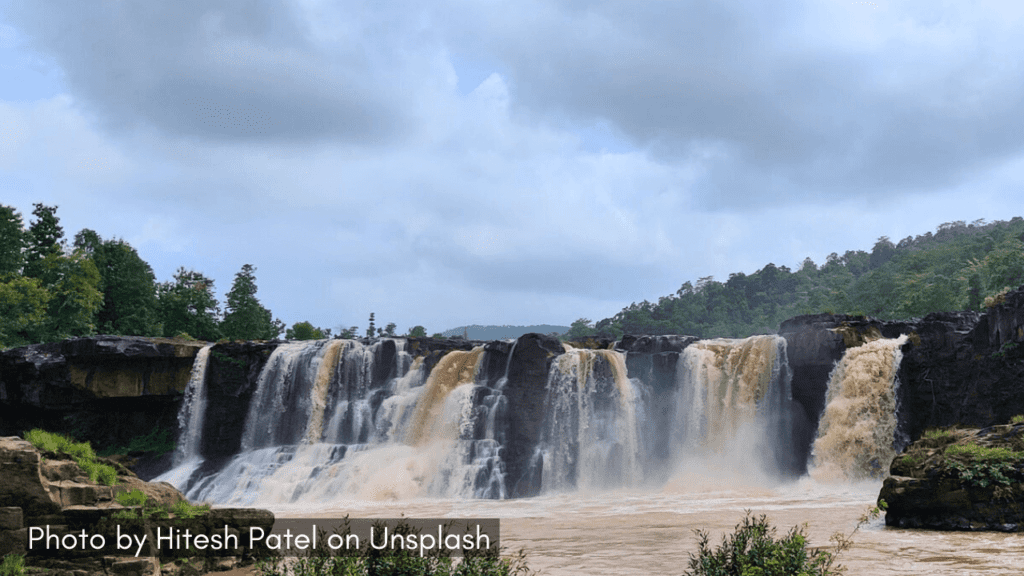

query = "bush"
(1, 554), (25, 576)
(23, 429), (118, 486)
(922, 428), (954, 441)
(113, 489), (210, 520)
(1012, 414), (1024, 425)
(683, 513), (840, 576)
(944, 442), (1020, 461)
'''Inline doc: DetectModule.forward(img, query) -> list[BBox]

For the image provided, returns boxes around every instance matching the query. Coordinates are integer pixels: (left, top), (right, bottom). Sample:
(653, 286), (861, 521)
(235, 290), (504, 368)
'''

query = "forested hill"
(568, 218), (1024, 340)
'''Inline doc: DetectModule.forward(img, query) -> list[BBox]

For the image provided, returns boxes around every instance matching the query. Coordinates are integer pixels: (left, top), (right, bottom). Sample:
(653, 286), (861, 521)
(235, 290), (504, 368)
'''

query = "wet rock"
(881, 424), (1024, 531)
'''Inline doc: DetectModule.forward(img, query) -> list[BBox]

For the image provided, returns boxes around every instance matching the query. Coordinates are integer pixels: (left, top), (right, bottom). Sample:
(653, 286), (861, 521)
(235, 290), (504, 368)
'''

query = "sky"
(1, 0), (1021, 336)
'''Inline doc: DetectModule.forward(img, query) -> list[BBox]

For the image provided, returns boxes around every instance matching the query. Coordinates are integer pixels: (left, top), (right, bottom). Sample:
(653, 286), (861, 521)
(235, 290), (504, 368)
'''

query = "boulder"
(881, 424), (1024, 531)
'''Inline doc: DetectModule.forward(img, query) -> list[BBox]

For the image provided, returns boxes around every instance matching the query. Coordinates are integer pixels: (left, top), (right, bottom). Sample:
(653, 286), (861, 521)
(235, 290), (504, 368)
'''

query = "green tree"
(157, 268), (222, 341)
(566, 318), (597, 340)
(37, 250), (103, 340)
(366, 312), (375, 338)
(23, 203), (64, 279)
(0, 275), (50, 348)
(220, 264), (284, 340)
(286, 321), (327, 340)
(383, 322), (397, 337)
(407, 325), (427, 338)
(75, 230), (160, 335)
(0, 204), (26, 277)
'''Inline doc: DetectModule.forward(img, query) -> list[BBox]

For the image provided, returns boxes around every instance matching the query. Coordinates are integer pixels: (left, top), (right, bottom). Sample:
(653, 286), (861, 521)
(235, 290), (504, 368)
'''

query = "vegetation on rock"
(286, 320), (330, 340)
(110, 489), (210, 520)
(23, 429), (118, 485)
(0, 553), (25, 576)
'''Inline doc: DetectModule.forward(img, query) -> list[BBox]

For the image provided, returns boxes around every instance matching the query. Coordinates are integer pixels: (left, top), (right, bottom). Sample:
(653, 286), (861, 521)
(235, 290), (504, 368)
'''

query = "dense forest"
(567, 217), (1024, 340)
(3, 204), (1023, 349)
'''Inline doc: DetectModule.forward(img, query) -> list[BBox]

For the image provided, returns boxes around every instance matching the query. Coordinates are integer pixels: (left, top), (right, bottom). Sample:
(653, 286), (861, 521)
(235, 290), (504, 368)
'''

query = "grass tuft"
(23, 429), (118, 486)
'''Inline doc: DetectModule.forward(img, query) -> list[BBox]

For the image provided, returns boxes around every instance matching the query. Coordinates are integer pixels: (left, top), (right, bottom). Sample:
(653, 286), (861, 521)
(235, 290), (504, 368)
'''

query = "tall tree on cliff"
(157, 268), (222, 341)
(0, 204), (26, 277)
(220, 264), (284, 340)
(74, 230), (160, 336)
(35, 250), (103, 340)
(285, 321), (328, 340)
(23, 204), (64, 280)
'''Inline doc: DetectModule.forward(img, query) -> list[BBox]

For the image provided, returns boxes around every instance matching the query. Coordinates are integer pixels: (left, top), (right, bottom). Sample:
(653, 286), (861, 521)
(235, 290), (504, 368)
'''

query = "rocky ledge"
(880, 423), (1024, 531)
(0, 436), (274, 576)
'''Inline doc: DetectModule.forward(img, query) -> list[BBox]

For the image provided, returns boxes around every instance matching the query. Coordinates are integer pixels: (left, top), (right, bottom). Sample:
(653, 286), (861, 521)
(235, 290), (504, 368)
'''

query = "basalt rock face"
(618, 335), (699, 466)
(881, 424), (1024, 531)
(779, 314), (857, 473)
(502, 333), (565, 498)
(198, 341), (278, 461)
(896, 297), (1024, 440)
(0, 337), (206, 452)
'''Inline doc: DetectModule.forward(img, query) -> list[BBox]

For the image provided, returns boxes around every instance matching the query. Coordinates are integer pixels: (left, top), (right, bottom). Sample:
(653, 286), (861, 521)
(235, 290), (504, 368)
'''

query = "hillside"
(569, 218), (1024, 340)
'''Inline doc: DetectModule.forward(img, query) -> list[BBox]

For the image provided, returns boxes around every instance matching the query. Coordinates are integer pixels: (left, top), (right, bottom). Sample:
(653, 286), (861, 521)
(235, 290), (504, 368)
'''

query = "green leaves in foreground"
(684, 512), (840, 576)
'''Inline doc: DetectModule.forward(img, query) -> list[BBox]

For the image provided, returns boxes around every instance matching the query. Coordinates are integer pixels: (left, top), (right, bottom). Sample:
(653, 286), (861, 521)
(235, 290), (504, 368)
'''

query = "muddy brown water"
(253, 478), (1023, 575)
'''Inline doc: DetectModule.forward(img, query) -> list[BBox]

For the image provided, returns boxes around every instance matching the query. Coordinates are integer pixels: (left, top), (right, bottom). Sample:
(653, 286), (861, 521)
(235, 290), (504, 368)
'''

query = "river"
(264, 477), (1024, 575)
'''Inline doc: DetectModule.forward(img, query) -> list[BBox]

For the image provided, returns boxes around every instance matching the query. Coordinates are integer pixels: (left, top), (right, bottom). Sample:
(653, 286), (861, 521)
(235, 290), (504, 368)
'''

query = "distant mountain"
(439, 324), (569, 340)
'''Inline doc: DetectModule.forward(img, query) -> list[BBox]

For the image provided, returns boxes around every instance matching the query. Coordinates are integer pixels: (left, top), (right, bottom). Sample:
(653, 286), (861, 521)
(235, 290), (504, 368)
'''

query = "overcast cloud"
(1, 0), (1022, 334)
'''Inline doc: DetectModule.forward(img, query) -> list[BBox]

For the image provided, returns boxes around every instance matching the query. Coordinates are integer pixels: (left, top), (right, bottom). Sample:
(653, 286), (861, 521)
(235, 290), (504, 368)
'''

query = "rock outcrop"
(880, 424), (1024, 531)
(0, 337), (207, 456)
(0, 436), (274, 576)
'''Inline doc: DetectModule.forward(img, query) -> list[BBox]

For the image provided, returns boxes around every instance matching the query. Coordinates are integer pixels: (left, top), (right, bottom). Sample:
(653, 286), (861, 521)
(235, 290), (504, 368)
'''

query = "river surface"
(263, 477), (1024, 575)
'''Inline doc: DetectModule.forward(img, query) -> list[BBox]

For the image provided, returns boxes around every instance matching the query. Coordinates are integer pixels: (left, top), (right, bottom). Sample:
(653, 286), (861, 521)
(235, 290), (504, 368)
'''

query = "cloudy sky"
(1, 1), (1021, 335)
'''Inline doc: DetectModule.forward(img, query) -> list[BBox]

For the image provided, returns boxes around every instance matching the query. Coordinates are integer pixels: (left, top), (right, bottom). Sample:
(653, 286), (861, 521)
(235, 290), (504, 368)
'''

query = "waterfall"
(810, 334), (909, 481)
(540, 346), (644, 491)
(172, 343), (213, 466)
(158, 333), (810, 503)
(172, 340), (509, 505)
(669, 335), (792, 482)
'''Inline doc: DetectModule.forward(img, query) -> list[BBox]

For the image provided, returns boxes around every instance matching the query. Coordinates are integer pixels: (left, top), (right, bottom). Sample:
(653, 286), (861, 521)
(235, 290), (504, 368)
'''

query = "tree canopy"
(591, 218), (1024, 339)
(157, 268), (222, 341)
(220, 264), (284, 340)
(286, 321), (329, 340)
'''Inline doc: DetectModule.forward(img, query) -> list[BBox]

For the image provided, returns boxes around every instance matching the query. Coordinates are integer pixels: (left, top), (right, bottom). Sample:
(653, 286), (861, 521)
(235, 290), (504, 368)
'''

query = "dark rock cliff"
(0, 337), (206, 452)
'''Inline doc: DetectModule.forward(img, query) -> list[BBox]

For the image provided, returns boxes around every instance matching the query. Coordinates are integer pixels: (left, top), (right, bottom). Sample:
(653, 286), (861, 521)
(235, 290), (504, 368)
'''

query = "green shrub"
(683, 513), (840, 576)
(944, 442), (1020, 461)
(171, 500), (211, 520)
(101, 426), (176, 456)
(24, 428), (69, 453)
(943, 441), (1024, 488)
(922, 428), (953, 441)
(1012, 414), (1024, 425)
(24, 429), (118, 486)
(114, 489), (210, 520)
(116, 489), (148, 507)
(899, 453), (923, 468)
(1, 554), (25, 576)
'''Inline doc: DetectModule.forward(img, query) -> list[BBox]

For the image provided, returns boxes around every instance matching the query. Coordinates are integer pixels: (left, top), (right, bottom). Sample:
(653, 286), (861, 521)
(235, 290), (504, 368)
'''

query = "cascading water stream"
(167, 340), (511, 505)
(540, 346), (644, 491)
(172, 344), (213, 466)
(668, 335), (793, 484)
(810, 334), (910, 481)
